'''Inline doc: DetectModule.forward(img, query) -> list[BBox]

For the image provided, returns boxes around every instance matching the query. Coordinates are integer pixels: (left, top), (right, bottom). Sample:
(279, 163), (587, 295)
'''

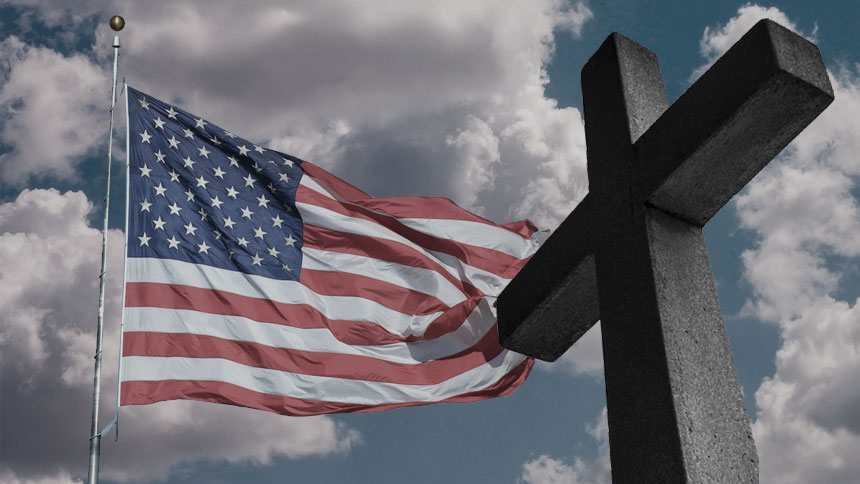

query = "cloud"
(0, 189), (360, 483)
(519, 407), (610, 484)
(0, 36), (109, 184)
(695, 6), (860, 483)
(4, 0), (592, 229)
(690, 4), (807, 81)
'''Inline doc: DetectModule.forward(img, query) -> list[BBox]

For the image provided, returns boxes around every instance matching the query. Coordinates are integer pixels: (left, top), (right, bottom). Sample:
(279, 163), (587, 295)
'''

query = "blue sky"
(0, 2), (858, 483)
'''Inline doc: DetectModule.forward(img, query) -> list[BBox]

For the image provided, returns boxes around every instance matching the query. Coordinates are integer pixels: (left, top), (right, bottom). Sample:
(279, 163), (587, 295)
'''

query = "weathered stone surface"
(497, 19), (833, 483)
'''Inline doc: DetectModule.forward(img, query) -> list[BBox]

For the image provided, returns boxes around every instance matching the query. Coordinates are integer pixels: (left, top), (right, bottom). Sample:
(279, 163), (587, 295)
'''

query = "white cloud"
(3, 0), (592, 229)
(519, 408), (610, 484)
(691, 4), (807, 81)
(696, 6), (860, 483)
(0, 189), (360, 483)
(0, 36), (109, 183)
(0, 469), (83, 484)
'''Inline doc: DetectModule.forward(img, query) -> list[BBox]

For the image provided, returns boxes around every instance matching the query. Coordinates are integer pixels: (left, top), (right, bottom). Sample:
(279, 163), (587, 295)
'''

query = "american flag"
(120, 86), (540, 415)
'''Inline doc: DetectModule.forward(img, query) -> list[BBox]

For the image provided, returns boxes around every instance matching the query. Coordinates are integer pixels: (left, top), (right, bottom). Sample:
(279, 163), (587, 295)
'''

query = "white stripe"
(297, 200), (513, 297)
(398, 217), (538, 259)
(301, 175), (537, 259)
(301, 247), (467, 307)
(121, 349), (527, 404)
(124, 296), (496, 364)
(127, 257), (441, 338)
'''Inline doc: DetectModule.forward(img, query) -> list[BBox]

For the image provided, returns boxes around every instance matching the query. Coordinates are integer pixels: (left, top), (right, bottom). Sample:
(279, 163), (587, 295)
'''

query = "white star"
(138, 232), (151, 246)
(226, 186), (239, 199)
(267, 246), (280, 257)
(195, 175), (209, 189)
(278, 173), (290, 183)
(197, 207), (208, 221)
(213, 229), (222, 240)
(267, 182), (276, 192)
(183, 128), (195, 139)
(209, 136), (221, 146)
(154, 149), (166, 163)
(167, 136), (180, 149)
(198, 241), (211, 254)
(139, 130), (152, 144)
(138, 98), (150, 110)
(139, 164), (152, 177)
(256, 195), (269, 208)
(282, 263), (293, 273)
(228, 249), (234, 259)
(153, 216), (166, 230)
(184, 188), (195, 201)
(224, 130), (237, 139)
(153, 117), (166, 129)
(271, 214), (284, 228)
(167, 235), (181, 249)
(237, 236), (250, 248)
(168, 202), (182, 215)
(198, 146), (211, 158)
(254, 226), (267, 239)
(210, 195), (224, 209)
(153, 183), (167, 197)
(195, 118), (207, 129)
(254, 145), (265, 154)
(223, 216), (236, 230)
(251, 253), (263, 266)
(237, 145), (250, 156)
(227, 156), (239, 167)
(212, 166), (226, 179)
(284, 205), (293, 213)
(240, 206), (254, 219)
(183, 156), (195, 169)
(166, 106), (179, 119)
(243, 174), (256, 187)
(139, 199), (152, 212)
(282, 157), (294, 168)
(284, 233), (297, 247)
(184, 221), (198, 236)
(168, 170), (181, 182)
(268, 159), (276, 165)
(252, 162), (262, 173)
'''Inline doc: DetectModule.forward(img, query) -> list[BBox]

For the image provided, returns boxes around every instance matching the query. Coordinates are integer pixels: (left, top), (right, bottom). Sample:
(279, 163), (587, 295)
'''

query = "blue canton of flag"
(127, 86), (303, 280)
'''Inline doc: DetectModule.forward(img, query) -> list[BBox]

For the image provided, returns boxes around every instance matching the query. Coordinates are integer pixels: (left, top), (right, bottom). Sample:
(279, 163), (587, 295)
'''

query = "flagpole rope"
(100, 78), (130, 443)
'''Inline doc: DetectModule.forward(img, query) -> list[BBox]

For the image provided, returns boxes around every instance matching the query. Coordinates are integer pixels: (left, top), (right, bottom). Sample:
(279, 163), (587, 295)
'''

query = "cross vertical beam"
(582, 34), (757, 481)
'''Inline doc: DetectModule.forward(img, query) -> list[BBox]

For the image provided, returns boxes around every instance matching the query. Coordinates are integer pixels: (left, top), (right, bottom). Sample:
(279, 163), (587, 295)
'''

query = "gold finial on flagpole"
(110, 15), (125, 31)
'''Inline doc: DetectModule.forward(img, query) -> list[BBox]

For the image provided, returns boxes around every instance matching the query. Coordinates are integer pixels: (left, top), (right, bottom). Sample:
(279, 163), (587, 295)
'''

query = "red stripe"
(125, 282), (470, 344)
(302, 162), (538, 240)
(297, 185), (528, 279)
(122, 327), (503, 385)
(120, 357), (534, 416)
(300, 161), (371, 201)
(299, 268), (449, 315)
(501, 219), (539, 239)
(302, 225), (484, 300)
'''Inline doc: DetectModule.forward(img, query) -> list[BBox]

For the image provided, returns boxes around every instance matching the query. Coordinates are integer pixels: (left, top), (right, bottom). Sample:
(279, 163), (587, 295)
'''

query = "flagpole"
(88, 15), (125, 484)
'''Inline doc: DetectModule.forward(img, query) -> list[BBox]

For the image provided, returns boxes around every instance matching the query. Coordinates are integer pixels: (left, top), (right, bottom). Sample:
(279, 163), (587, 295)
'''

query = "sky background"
(0, 1), (858, 483)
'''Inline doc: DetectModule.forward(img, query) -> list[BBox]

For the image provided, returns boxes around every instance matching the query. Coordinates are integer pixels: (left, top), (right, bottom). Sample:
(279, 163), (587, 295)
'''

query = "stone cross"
(497, 19), (833, 483)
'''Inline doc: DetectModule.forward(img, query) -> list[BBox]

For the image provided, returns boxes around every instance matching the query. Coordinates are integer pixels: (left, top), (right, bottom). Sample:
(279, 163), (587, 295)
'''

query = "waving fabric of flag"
(120, 86), (540, 415)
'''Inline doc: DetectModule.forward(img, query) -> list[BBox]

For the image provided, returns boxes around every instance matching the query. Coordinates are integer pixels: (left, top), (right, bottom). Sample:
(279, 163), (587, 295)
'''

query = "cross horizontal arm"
(497, 194), (599, 361)
(637, 19), (833, 226)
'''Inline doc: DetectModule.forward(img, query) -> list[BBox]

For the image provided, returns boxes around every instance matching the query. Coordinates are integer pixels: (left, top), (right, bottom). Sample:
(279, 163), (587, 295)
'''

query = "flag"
(120, 86), (540, 415)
